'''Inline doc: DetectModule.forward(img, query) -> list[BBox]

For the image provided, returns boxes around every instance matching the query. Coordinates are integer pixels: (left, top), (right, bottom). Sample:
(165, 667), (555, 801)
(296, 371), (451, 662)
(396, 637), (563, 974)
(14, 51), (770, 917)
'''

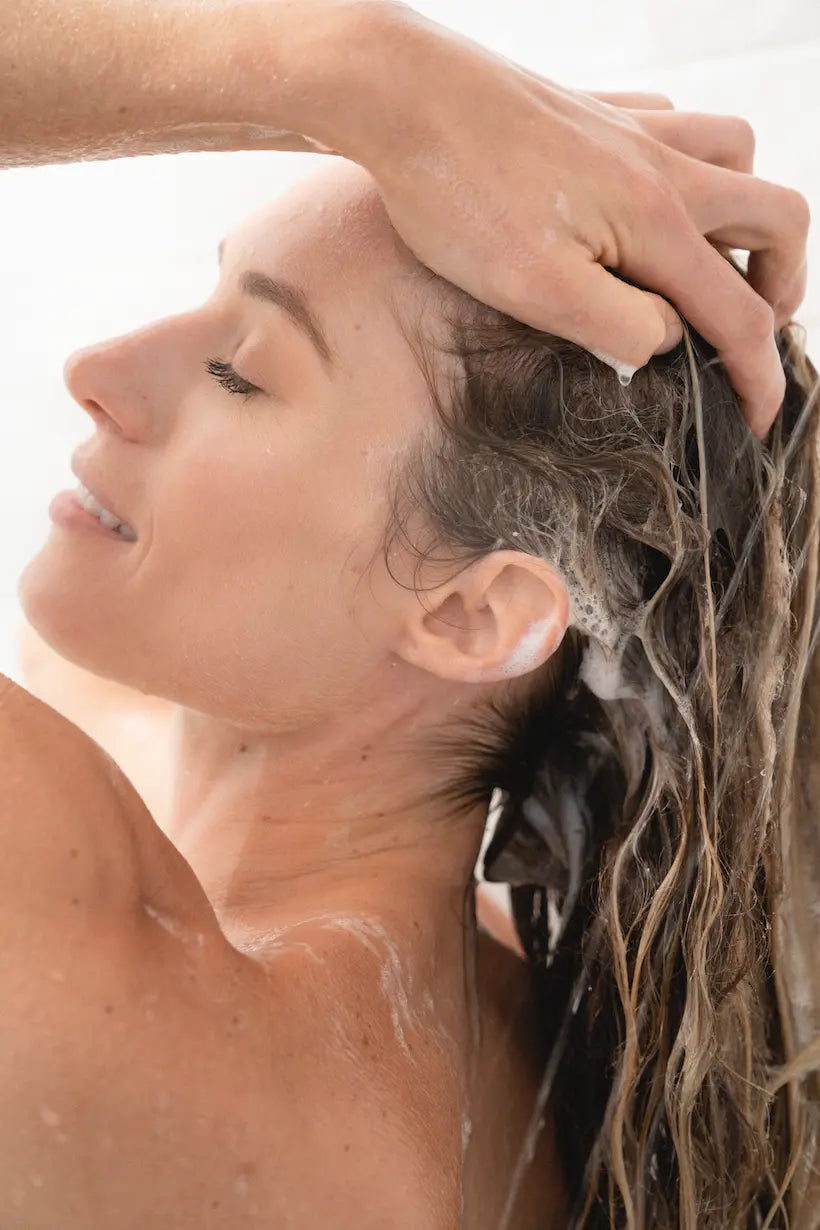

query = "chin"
(17, 542), (138, 687)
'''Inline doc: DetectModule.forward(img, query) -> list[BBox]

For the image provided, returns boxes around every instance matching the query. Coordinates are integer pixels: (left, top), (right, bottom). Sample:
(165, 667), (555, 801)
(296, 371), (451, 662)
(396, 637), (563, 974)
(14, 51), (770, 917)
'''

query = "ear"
(395, 551), (570, 684)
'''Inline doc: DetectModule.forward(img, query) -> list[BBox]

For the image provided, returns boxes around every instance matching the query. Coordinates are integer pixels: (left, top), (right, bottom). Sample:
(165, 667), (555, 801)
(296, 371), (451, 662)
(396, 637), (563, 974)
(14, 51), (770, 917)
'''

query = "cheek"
(148, 447), (364, 645)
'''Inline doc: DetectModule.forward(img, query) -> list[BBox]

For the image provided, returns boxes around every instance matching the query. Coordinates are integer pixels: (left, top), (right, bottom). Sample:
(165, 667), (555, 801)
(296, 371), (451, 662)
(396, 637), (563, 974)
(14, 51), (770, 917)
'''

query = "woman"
(1, 2), (815, 1226)
(5, 154), (818, 1228)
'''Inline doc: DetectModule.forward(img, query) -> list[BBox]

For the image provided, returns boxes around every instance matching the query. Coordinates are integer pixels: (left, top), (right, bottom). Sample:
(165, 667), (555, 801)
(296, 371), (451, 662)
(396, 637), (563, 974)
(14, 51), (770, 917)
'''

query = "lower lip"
(48, 489), (136, 543)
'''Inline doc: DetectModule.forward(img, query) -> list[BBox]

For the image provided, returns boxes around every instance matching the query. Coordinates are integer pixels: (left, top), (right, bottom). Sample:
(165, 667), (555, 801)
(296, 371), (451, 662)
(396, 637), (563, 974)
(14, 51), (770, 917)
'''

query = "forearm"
(0, 0), (401, 167)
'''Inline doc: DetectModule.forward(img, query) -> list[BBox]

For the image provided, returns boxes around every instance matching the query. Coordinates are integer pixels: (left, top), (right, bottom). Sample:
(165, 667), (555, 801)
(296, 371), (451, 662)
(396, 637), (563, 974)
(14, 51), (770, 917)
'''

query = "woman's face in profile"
(19, 160), (441, 725)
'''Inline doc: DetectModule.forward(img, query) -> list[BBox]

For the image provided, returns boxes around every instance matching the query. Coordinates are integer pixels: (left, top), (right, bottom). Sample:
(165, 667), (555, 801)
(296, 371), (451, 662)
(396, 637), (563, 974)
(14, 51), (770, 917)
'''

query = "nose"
(63, 332), (152, 441)
(63, 312), (199, 441)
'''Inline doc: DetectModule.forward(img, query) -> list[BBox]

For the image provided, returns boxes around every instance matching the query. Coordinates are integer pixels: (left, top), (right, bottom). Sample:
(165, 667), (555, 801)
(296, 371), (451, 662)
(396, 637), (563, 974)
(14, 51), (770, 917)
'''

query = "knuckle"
(743, 293), (776, 340)
(642, 92), (675, 110)
(786, 188), (812, 236)
(729, 116), (756, 160)
(501, 256), (564, 315)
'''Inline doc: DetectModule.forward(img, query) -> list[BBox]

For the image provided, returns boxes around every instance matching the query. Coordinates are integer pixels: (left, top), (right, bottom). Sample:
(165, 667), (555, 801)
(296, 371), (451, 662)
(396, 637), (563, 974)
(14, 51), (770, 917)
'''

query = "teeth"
(75, 483), (137, 541)
(76, 485), (104, 517)
(99, 508), (121, 531)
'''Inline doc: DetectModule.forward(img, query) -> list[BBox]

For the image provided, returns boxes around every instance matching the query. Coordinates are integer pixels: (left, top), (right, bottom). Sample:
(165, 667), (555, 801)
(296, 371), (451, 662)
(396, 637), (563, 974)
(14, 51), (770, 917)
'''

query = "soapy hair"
(383, 265), (820, 1229)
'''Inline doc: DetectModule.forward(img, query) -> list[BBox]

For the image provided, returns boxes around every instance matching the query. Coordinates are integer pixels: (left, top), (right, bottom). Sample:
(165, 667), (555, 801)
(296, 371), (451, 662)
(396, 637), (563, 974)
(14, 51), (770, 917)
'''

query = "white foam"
(555, 190), (572, 224)
(142, 901), (205, 948)
(499, 615), (557, 678)
(588, 347), (640, 386)
(579, 639), (638, 701)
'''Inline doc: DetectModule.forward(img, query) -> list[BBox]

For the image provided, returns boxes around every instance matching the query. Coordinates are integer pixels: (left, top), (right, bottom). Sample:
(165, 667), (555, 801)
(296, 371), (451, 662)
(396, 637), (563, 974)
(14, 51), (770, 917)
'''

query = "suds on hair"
(380, 263), (820, 1229)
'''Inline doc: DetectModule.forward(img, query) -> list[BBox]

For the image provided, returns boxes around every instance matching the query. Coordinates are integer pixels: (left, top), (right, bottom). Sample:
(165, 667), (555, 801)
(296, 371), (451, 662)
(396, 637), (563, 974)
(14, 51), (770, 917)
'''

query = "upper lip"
(70, 457), (134, 530)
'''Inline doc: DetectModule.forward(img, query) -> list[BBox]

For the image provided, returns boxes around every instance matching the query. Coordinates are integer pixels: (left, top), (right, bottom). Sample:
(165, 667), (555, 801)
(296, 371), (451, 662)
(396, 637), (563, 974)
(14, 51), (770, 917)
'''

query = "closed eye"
(205, 357), (263, 399)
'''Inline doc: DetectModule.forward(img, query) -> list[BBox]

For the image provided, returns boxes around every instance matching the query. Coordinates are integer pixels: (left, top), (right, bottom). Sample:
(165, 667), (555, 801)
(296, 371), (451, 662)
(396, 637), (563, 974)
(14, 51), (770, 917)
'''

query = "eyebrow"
(217, 239), (334, 375)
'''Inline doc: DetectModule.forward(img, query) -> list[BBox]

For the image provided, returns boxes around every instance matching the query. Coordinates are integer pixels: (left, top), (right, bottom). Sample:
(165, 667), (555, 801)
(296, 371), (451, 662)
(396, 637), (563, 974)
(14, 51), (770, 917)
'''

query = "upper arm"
(0, 671), (144, 918)
(0, 670), (215, 924)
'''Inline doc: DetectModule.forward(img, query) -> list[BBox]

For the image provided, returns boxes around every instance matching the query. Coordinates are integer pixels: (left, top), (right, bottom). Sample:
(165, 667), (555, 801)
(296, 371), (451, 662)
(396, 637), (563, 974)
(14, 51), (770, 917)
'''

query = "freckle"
(362, 1035), (369, 1047)
(104, 1004), (114, 1015)
(344, 1143), (351, 1152)
(118, 105), (128, 115)
(238, 744), (248, 753)
(71, 898), (80, 906)
(413, 920), (419, 930)
(69, 848), (78, 859)
(232, 1015), (242, 1026)
(360, 753), (368, 761)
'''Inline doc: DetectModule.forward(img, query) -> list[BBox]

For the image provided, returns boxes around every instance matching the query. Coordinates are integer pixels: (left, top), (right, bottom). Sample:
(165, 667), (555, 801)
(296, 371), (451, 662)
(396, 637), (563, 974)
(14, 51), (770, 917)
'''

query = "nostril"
(80, 399), (108, 428)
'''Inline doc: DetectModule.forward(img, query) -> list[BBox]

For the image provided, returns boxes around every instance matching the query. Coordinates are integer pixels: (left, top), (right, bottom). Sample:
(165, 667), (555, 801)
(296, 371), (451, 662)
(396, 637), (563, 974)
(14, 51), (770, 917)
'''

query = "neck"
(165, 694), (487, 935)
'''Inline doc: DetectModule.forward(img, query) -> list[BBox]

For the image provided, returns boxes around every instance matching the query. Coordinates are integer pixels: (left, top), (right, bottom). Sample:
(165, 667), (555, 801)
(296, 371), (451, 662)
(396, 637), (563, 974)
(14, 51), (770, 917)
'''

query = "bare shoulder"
(225, 915), (467, 1227)
(2, 899), (460, 1227)
(0, 674), (460, 1227)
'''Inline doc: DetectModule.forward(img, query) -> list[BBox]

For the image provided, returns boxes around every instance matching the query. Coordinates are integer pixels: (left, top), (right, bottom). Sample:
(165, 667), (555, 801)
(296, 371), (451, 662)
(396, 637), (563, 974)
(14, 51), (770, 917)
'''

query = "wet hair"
(383, 263), (820, 1228)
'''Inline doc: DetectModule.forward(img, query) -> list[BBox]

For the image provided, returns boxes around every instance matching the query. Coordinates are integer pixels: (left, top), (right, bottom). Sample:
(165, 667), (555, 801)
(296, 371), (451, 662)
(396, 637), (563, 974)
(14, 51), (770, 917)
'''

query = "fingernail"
(654, 316), (684, 355)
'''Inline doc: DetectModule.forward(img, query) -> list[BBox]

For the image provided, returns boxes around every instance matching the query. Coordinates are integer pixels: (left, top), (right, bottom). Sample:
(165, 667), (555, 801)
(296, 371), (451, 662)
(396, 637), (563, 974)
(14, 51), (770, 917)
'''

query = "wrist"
(205, 2), (433, 163)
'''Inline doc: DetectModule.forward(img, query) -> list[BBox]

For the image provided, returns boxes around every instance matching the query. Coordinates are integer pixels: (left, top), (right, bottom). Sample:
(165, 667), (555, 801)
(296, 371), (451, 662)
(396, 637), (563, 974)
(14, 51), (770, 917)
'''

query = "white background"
(1, 0), (818, 681)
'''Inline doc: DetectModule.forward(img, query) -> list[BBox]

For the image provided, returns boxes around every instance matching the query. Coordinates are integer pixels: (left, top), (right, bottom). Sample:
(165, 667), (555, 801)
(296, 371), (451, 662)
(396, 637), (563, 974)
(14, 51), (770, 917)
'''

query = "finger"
(621, 210), (785, 436)
(638, 111), (756, 174)
(587, 90), (676, 111)
(671, 157), (811, 324)
(510, 255), (684, 377)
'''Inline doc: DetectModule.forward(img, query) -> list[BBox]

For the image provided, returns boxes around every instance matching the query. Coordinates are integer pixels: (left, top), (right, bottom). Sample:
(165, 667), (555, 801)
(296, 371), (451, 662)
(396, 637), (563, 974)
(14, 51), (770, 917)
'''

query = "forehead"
(226, 160), (425, 319)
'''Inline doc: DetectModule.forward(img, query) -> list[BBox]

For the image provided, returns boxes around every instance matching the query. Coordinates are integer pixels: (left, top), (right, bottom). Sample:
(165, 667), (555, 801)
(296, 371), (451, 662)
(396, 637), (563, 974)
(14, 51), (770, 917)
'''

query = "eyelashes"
(205, 357), (263, 400)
